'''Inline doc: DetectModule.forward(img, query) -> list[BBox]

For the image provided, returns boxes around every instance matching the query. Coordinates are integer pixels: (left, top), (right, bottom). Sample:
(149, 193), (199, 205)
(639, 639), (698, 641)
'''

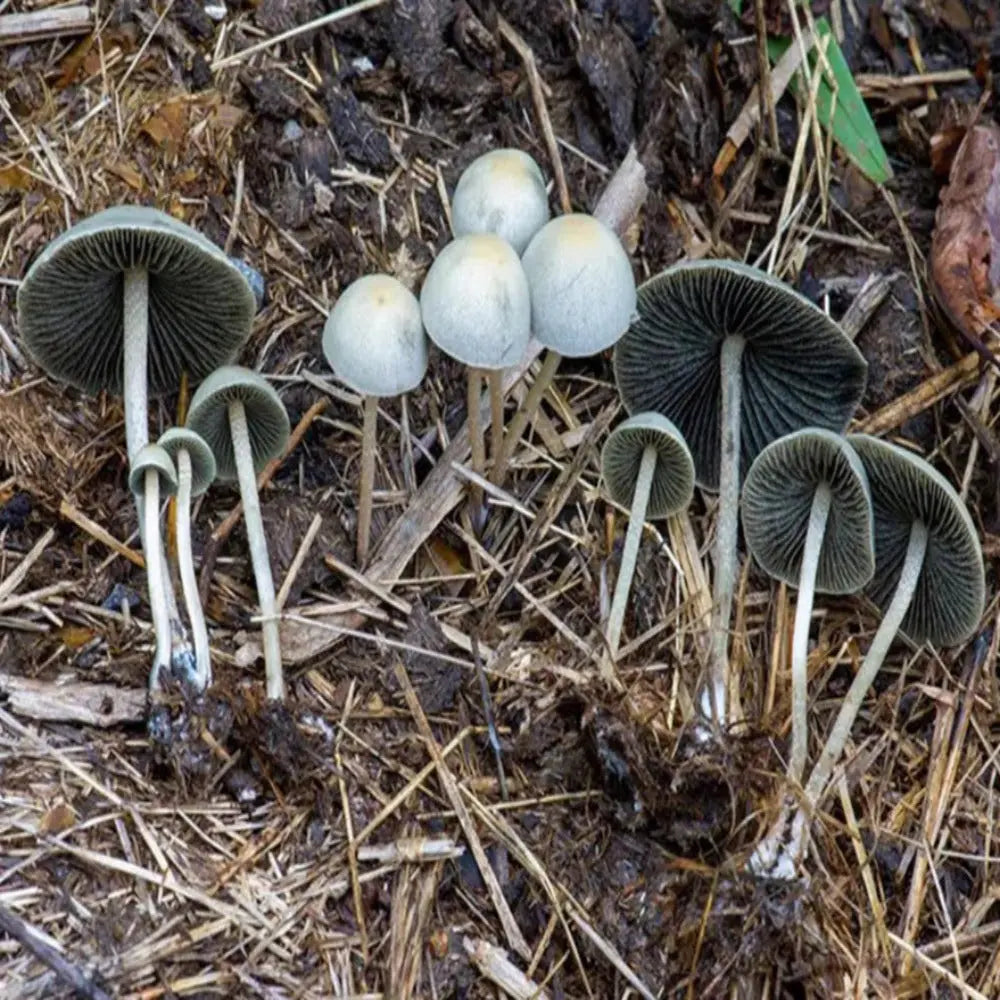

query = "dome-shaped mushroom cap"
(419, 234), (531, 370)
(322, 274), (428, 397)
(157, 427), (218, 497)
(613, 259), (868, 490)
(521, 213), (637, 357)
(129, 442), (178, 498)
(601, 412), (695, 519)
(741, 428), (874, 594)
(451, 148), (550, 255)
(186, 366), (290, 481)
(847, 435), (984, 646)
(17, 206), (257, 396)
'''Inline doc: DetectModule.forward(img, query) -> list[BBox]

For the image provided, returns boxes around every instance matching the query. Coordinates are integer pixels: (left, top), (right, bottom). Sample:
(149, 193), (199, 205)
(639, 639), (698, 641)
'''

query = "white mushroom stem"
(175, 448), (212, 690)
(788, 481), (832, 783)
(604, 444), (657, 669)
(750, 520), (928, 878)
(228, 398), (285, 701)
(467, 369), (486, 511)
(357, 394), (379, 566)
(492, 349), (562, 486)
(142, 467), (171, 691)
(706, 334), (746, 731)
(123, 267), (193, 684)
(488, 369), (504, 467)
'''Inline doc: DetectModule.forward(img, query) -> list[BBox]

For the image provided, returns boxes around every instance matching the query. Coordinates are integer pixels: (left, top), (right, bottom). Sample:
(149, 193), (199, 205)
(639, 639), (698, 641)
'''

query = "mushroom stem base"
(229, 398), (285, 701)
(789, 481), (832, 783)
(176, 449), (212, 690)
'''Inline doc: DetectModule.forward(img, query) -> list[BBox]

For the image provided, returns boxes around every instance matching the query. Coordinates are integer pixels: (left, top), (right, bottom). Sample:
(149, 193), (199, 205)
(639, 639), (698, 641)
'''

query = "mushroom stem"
(228, 398), (285, 701)
(753, 520), (929, 877)
(706, 334), (746, 730)
(488, 370), (505, 468)
(788, 481), (832, 783)
(492, 349), (562, 485)
(467, 369), (485, 512)
(175, 448), (212, 690)
(357, 394), (379, 566)
(142, 467), (172, 691)
(604, 443), (657, 669)
(123, 267), (194, 686)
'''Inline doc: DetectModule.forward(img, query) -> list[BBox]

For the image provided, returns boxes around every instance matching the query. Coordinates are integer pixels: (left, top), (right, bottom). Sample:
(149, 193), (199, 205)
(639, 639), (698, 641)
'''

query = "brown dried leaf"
(141, 98), (190, 155)
(39, 801), (76, 834)
(929, 120), (1000, 342)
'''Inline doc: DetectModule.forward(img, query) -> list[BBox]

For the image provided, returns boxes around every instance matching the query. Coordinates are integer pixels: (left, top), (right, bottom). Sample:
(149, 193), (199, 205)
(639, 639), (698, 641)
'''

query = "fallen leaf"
(0, 164), (33, 191)
(56, 33), (95, 89)
(56, 625), (95, 649)
(107, 160), (144, 190)
(929, 119), (1000, 345)
(141, 98), (189, 155)
(39, 801), (76, 834)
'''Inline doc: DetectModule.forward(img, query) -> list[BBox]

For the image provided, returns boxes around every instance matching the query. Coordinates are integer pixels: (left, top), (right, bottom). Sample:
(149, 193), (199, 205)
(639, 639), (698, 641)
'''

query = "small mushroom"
(186, 366), (291, 702)
(741, 428), (875, 781)
(420, 234), (531, 509)
(323, 274), (428, 566)
(451, 148), (550, 255)
(128, 443), (178, 691)
(17, 205), (257, 687)
(494, 213), (636, 484)
(158, 427), (218, 691)
(601, 413), (694, 673)
(614, 260), (867, 730)
(751, 435), (984, 878)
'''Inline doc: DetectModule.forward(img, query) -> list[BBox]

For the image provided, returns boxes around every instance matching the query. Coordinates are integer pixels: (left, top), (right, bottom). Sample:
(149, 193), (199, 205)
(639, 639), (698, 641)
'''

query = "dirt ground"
(1, 0), (1000, 997)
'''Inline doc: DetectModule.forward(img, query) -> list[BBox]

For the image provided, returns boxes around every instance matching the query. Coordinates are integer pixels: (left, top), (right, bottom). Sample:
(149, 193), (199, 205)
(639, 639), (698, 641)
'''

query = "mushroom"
(451, 148), (550, 255)
(750, 435), (984, 878)
(420, 234), (531, 509)
(493, 213), (636, 485)
(17, 205), (257, 684)
(601, 412), (695, 672)
(323, 273), (429, 566)
(186, 366), (291, 701)
(613, 260), (867, 732)
(450, 148), (550, 461)
(127, 443), (178, 691)
(158, 427), (218, 691)
(741, 428), (875, 781)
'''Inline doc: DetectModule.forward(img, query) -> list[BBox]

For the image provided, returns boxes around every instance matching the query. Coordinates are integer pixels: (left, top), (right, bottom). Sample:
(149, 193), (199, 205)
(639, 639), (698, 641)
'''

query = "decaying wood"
(276, 146), (648, 665)
(0, 672), (146, 727)
(0, 6), (92, 45)
(464, 937), (552, 1000)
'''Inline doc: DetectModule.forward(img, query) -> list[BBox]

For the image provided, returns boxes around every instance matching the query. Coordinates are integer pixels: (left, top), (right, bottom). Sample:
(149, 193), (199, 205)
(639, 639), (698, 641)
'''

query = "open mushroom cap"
(322, 274), (428, 397)
(601, 412), (695, 519)
(521, 213), (636, 357)
(613, 259), (868, 490)
(451, 148), (550, 255)
(158, 427), (218, 497)
(419, 234), (531, 370)
(128, 442), (178, 498)
(17, 206), (257, 396)
(186, 366), (290, 481)
(848, 434), (984, 646)
(742, 428), (874, 594)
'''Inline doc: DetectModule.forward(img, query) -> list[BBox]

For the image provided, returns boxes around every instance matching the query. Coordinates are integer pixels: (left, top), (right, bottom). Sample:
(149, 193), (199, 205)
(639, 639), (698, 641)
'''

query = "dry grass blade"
(464, 936), (553, 1000)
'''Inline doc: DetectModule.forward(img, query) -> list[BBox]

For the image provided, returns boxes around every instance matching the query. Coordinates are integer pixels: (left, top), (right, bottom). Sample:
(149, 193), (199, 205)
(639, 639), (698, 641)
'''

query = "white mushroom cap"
(520, 213), (636, 357)
(419, 234), (531, 370)
(451, 148), (550, 255)
(322, 274), (429, 397)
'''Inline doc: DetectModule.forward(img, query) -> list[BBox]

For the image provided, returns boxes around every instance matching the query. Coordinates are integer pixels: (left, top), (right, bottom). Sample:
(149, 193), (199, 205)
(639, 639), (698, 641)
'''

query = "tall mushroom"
(750, 435), (984, 878)
(494, 213), (636, 485)
(128, 443), (178, 691)
(613, 260), (867, 732)
(186, 366), (291, 702)
(17, 206), (257, 685)
(450, 148), (550, 460)
(419, 234), (531, 510)
(323, 274), (429, 566)
(601, 412), (695, 673)
(741, 428), (875, 781)
(158, 428), (218, 691)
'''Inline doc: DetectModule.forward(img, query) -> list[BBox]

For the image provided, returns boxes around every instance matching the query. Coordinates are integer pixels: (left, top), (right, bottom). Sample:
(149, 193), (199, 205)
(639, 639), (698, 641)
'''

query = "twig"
(464, 937), (552, 1000)
(393, 659), (531, 960)
(0, 901), (112, 1000)
(0, 671), (146, 727)
(59, 500), (145, 568)
(473, 634), (508, 801)
(0, 6), (92, 45)
(358, 837), (463, 864)
(0, 527), (55, 602)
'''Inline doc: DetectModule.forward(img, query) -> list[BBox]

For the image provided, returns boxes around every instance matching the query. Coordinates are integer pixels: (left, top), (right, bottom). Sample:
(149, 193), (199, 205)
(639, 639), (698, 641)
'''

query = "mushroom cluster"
(16, 206), (291, 704)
